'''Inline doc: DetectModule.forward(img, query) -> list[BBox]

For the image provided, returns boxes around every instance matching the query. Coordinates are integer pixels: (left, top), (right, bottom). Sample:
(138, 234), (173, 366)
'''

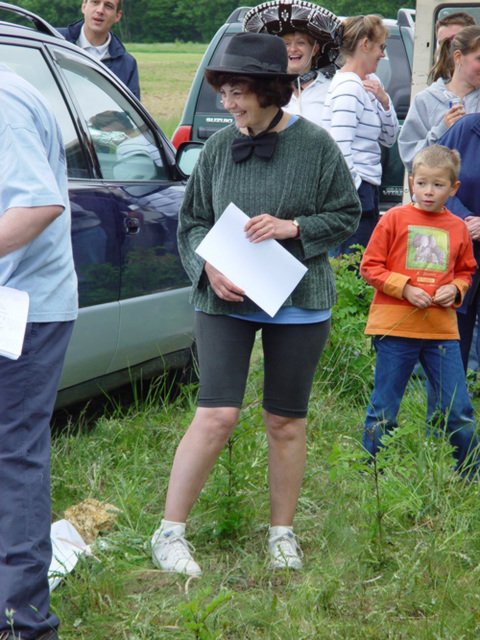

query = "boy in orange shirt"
(360, 145), (480, 474)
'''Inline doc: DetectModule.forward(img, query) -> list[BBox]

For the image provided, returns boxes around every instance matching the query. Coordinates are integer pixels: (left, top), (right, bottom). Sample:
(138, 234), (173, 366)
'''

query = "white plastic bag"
(49, 519), (91, 591)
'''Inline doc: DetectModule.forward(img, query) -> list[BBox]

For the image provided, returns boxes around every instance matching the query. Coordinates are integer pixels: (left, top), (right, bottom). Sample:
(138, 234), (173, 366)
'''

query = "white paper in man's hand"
(195, 203), (307, 317)
(0, 286), (29, 360)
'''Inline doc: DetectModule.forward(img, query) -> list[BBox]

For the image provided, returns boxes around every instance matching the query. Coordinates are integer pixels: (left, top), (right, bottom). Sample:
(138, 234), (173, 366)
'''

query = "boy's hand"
(432, 284), (458, 307)
(403, 283), (432, 308)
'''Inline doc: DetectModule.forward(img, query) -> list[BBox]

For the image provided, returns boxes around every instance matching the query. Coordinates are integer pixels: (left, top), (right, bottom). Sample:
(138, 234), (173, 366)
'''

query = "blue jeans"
(457, 287), (480, 371)
(425, 294), (480, 422)
(363, 336), (480, 474)
(0, 321), (74, 639)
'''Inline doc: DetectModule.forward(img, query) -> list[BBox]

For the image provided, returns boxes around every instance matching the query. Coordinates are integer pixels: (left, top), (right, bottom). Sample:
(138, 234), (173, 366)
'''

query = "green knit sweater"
(177, 117), (361, 315)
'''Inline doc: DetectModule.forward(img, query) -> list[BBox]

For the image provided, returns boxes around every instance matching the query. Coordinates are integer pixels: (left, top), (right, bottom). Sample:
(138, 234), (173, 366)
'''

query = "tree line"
(15, 0), (415, 43)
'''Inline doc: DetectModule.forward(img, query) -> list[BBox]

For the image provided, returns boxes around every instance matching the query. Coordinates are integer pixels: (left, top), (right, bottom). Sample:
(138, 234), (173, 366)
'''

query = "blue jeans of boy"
(363, 335), (480, 474)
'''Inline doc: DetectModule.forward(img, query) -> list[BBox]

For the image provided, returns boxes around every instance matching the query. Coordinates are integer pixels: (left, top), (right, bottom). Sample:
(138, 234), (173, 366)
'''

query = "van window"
(58, 55), (167, 181)
(437, 5), (480, 25)
(0, 43), (89, 178)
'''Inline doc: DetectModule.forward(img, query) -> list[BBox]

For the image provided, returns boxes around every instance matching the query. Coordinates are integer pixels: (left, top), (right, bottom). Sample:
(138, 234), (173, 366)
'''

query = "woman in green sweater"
(151, 32), (361, 575)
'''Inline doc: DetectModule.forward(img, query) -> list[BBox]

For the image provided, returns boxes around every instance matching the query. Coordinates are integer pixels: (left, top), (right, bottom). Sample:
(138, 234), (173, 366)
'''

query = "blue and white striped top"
(321, 71), (399, 189)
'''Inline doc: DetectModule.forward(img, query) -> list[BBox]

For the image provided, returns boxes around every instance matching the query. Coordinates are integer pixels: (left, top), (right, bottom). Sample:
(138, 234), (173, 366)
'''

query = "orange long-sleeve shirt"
(360, 203), (476, 339)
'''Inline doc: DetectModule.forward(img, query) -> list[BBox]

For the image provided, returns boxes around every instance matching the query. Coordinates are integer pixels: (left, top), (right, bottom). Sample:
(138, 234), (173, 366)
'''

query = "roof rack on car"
(397, 8), (415, 28)
(0, 1), (62, 37)
(226, 6), (253, 23)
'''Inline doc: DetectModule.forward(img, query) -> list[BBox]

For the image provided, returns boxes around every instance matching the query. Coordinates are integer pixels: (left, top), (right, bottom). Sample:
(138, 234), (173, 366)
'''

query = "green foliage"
(49, 339), (480, 638)
(316, 250), (374, 399)
(176, 587), (234, 639)
(15, 0), (79, 27)
(15, 0), (416, 43)
(202, 408), (266, 540)
(46, 250), (480, 639)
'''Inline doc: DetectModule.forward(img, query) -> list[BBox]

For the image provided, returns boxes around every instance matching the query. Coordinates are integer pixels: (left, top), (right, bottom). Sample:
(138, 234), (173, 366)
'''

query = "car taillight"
(171, 125), (193, 149)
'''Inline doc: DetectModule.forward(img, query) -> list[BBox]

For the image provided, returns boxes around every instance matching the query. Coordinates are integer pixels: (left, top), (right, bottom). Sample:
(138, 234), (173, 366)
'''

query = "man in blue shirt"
(0, 65), (78, 640)
(58, 0), (140, 99)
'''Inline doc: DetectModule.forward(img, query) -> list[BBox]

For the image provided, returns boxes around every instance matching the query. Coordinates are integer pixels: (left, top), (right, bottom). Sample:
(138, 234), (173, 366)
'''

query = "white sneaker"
(151, 524), (202, 575)
(268, 528), (303, 570)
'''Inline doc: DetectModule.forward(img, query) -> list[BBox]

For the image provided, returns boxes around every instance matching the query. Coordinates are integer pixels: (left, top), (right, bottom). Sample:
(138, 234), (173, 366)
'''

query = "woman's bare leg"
(164, 406), (240, 522)
(264, 410), (307, 526)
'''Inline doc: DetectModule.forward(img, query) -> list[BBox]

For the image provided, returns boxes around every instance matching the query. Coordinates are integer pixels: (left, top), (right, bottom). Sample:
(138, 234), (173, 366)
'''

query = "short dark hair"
(84, 0), (122, 12)
(204, 71), (293, 108)
(435, 11), (476, 36)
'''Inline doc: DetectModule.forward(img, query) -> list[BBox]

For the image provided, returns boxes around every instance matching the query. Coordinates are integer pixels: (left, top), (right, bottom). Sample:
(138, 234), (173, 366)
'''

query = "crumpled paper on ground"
(64, 498), (121, 544)
(48, 498), (121, 591)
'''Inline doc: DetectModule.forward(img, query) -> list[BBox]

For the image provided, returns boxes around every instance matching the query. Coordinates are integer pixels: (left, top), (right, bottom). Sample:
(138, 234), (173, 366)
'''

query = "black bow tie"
(231, 109), (283, 164)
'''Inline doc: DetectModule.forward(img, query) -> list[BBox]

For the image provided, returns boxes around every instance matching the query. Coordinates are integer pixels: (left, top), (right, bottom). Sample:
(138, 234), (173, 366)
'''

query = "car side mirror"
(176, 141), (204, 178)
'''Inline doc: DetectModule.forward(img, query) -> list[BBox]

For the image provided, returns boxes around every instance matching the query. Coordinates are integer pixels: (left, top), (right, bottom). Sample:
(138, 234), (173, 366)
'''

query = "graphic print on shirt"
(406, 226), (449, 272)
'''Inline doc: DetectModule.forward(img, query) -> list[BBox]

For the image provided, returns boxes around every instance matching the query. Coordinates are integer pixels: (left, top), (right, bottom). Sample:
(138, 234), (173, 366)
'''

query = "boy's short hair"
(412, 145), (461, 184)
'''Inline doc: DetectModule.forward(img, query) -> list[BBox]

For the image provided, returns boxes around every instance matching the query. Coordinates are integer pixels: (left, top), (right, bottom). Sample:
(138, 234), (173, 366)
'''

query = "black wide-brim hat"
(205, 32), (298, 81)
(243, 0), (343, 68)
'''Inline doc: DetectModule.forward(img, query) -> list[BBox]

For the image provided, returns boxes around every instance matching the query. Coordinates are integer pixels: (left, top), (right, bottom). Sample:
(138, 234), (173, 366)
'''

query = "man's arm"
(0, 205), (64, 258)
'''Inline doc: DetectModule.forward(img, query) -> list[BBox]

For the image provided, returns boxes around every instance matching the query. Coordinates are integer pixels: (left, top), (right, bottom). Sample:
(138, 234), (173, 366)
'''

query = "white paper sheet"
(195, 203), (307, 317)
(0, 285), (29, 360)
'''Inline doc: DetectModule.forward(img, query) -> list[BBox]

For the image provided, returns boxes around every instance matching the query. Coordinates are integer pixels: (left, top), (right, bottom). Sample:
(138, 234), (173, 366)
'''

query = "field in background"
(128, 42), (207, 139)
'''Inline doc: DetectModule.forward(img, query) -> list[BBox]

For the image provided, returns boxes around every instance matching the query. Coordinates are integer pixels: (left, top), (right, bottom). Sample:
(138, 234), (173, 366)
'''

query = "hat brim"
(205, 64), (298, 81)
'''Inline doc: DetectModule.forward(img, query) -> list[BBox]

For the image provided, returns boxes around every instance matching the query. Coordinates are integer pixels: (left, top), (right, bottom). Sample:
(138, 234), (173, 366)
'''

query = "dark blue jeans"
(330, 180), (379, 257)
(457, 287), (480, 370)
(425, 290), (480, 421)
(363, 335), (480, 474)
(0, 321), (74, 639)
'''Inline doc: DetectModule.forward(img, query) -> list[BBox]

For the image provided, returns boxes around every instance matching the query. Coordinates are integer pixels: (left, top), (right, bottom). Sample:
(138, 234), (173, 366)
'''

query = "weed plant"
(49, 255), (480, 639)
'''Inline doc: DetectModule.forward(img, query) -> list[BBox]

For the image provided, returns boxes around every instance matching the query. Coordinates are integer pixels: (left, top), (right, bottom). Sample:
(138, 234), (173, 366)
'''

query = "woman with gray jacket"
(399, 26), (480, 172)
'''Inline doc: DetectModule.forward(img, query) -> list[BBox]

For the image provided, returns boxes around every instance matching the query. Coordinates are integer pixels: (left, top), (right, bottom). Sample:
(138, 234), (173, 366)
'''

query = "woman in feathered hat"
(150, 32), (360, 576)
(243, 0), (342, 126)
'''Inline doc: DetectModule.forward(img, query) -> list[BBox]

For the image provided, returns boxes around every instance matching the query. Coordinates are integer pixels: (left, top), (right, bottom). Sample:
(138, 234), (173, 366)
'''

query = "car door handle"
(125, 216), (140, 235)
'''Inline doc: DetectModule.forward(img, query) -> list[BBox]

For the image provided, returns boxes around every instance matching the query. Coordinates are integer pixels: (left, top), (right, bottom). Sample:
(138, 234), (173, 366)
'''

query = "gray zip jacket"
(398, 78), (480, 172)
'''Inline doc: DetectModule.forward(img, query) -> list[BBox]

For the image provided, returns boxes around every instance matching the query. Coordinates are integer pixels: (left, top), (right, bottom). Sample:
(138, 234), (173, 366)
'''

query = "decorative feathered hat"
(243, 1), (342, 69)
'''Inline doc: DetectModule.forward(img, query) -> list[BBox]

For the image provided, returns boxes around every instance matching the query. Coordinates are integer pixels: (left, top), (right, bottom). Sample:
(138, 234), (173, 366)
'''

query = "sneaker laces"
(269, 532), (303, 560)
(159, 531), (197, 561)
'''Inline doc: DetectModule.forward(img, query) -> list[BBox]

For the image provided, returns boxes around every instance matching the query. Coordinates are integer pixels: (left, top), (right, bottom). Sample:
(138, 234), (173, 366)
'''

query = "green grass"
(127, 42), (207, 139)
(49, 298), (480, 638)
(43, 51), (480, 637)
(49, 366), (480, 639)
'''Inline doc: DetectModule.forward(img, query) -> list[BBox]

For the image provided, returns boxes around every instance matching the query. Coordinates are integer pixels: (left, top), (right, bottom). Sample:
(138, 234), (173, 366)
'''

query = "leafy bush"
(316, 250), (375, 400)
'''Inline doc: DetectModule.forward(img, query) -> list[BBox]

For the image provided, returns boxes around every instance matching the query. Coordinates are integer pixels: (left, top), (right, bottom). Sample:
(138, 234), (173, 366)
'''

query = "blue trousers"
(363, 336), (480, 474)
(330, 181), (379, 257)
(457, 287), (480, 370)
(0, 321), (74, 639)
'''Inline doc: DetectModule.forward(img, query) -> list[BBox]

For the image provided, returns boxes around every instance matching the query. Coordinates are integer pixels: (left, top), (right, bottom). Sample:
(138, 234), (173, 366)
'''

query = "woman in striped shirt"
(322, 15), (399, 256)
